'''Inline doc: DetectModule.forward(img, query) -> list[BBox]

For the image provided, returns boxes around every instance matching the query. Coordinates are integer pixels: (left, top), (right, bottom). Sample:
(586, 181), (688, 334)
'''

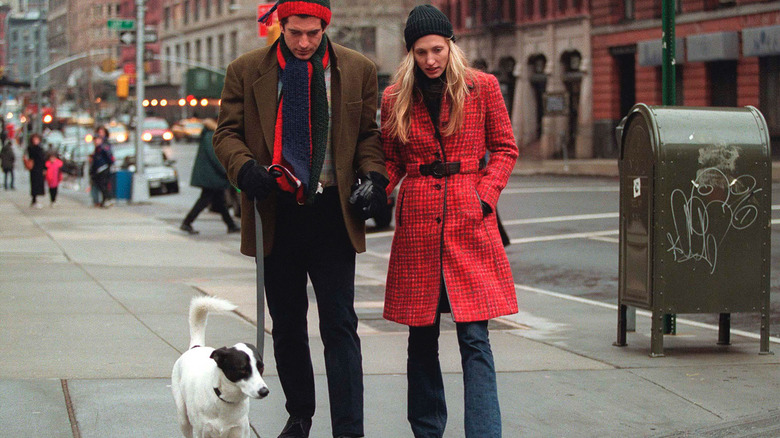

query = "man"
(213, 1), (387, 437)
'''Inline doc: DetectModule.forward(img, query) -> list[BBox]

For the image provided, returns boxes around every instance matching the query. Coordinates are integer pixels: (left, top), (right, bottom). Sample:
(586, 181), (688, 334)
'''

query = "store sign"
(743, 25), (780, 57)
(686, 32), (738, 63)
(637, 38), (685, 67)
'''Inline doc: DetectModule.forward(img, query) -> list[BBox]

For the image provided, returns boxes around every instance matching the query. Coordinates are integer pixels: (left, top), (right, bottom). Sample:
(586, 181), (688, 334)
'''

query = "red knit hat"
(258, 0), (331, 26)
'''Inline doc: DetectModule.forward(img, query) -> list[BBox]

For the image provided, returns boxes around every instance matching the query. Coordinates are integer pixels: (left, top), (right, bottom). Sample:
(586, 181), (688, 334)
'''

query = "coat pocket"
(396, 187), (406, 228)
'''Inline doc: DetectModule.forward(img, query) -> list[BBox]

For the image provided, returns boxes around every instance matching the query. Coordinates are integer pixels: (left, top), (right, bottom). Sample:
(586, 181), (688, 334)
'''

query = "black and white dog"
(172, 296), (269, 438)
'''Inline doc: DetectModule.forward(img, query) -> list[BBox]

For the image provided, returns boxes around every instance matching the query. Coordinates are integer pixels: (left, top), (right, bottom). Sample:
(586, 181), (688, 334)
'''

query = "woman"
(89, 134), (114, 208)
(25, 133), (46, 208)
(381, 5), (518, 437)
(1, 137), (14, 190)
(180, 119), (240, 235)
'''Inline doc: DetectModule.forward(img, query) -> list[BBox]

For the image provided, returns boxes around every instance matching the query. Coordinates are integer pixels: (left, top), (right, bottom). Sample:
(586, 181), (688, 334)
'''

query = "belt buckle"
(430, 160), (445, 178)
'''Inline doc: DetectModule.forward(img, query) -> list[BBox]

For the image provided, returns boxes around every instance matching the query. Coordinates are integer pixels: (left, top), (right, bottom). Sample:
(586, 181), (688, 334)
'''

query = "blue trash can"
(114, 170), (133, 200)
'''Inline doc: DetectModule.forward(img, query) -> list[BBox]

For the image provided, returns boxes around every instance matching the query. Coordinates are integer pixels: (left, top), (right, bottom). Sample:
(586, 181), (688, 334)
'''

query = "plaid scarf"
(272, 35), (330, 204)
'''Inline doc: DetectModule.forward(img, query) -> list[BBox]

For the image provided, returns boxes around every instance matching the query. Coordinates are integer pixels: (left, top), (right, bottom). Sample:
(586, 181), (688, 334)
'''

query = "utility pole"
(131, 0), (149, 203)
(662, 0), (676, 335)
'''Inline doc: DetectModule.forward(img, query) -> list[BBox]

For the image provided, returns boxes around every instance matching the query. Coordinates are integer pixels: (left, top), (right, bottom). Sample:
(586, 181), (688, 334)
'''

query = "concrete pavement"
(1, 164), (779, 438)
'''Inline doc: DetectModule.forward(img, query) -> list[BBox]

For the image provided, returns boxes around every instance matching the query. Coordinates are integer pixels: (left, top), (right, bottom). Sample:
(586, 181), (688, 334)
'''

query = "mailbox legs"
(760, 308), (772, 355)
(615, 304), (628, 347)
(717, 313), (731, 346)
(650, 310), (665, 357)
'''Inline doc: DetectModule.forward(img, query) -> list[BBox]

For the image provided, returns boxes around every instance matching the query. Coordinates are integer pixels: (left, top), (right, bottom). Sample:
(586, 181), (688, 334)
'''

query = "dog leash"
(254, 202), (266, 359)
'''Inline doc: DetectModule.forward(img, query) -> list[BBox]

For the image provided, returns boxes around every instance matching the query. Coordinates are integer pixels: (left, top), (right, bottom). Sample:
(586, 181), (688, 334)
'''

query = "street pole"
(662, 0), (676, 335)
(131, 0), (150, 203)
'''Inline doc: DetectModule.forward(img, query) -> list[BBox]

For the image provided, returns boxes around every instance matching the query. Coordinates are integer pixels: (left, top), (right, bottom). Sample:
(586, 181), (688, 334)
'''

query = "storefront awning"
(637, 38), (685, 67)
(743, 25), (780, 57)
(686, 31), (739, 63)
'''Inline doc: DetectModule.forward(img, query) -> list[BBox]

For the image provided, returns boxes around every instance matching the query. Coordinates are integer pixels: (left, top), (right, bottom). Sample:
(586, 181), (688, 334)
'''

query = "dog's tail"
(188, 296), (238, 349)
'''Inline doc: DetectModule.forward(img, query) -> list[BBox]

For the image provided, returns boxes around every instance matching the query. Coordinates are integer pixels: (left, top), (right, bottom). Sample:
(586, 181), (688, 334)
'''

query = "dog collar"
(213, 387), (237, 404)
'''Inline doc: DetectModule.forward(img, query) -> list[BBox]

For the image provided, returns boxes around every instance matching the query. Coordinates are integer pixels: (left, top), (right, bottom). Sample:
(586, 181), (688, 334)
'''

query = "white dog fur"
(172, 296), (269, 438)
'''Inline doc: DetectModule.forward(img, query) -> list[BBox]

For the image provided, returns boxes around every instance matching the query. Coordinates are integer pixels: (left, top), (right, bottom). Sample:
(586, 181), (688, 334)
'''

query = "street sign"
(107, 19), (135, 30)
(118, 30), (158, 45)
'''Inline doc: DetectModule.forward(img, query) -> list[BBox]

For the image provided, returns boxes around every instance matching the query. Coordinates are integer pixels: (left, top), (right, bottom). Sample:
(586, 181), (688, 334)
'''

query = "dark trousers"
(408, 319), (501, 438)
(93, 172), (112, 204)
(3, 169), (13, 189)
(183, 187), (237, 229)
(264, 188), (363, 437)
(49, 186), (58, 203)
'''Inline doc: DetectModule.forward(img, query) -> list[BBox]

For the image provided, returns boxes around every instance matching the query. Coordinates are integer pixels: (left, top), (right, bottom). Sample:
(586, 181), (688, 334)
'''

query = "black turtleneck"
(416, 68), (447, 133)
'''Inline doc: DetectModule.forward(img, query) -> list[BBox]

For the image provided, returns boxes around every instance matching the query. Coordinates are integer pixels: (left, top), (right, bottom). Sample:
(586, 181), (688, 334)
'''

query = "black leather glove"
(237, 160), (278, 201)
(349, 171), (389, 220)
(480, 200), (493, 216)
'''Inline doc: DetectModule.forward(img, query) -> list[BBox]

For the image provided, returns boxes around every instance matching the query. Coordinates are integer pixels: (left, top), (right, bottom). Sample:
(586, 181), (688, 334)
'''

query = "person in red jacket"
(45, 152), (64, 206)
(381, 5), (518, 438)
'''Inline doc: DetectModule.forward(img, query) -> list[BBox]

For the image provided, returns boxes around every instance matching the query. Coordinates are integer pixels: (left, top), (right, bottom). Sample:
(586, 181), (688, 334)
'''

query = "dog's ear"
(210, 347), (229, 366)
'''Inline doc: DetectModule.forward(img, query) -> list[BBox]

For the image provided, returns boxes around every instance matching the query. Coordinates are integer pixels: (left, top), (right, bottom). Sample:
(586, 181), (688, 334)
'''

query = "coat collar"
(252, 39), (343, 160)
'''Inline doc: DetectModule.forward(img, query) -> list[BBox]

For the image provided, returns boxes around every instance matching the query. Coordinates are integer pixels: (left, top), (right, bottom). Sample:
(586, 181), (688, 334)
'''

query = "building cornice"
(592, 2), (780, 36)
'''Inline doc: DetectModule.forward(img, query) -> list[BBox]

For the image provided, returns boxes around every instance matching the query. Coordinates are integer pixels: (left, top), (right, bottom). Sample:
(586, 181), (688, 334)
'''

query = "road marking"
(509, 230), (618, 244)
(502, 212), (618, 226)
(503, 187), (619, 194)
(514, 284), (780, 344)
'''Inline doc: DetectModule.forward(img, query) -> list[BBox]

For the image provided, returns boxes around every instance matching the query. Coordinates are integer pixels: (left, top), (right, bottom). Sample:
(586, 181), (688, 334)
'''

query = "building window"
(193, 0), (199, 22)
(195, 39), (201, 62)
(217, 0), (223, 15)
(164, 6), (170, 29)
(624, 0), (635, 20)
(185, 41), (191, 62)
(184, 0), (190, 25)
(206, 36), (213, 66)
(205, 0), (211, 19)
(525, 0), (534, 18)
(539, 0), (547, 17)
(218, 34), (225, 67)
(229, 0), (236, 13)
(230, 30), (238, 61)
(165, 46), (171, 82)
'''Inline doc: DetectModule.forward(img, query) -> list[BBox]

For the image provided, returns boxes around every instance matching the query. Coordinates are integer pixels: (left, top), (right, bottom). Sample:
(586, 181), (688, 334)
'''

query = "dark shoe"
(227, 224), (240, 234)
(278, 416), (312, 438)
(180, 223), (199, 235)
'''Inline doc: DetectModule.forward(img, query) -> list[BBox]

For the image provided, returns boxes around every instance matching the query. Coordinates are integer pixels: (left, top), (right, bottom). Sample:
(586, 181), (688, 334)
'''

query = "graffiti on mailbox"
(666, 145), (760, 274)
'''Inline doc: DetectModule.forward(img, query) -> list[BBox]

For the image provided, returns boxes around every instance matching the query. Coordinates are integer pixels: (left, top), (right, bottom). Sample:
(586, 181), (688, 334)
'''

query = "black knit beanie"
(404, 5), (454, 51)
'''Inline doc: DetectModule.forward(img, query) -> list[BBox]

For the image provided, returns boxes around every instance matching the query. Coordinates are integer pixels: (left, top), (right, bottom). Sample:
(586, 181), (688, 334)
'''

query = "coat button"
(434, 184), (441, 190)
(435, 217), (442, 224)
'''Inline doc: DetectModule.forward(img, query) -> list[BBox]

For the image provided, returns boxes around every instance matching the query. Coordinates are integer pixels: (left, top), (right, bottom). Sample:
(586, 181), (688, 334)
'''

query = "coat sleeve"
(380, 92), (405, 194)
(352, 61), (387, 180)
(213, 62), (255, 187)
(477, 74), (518, 209)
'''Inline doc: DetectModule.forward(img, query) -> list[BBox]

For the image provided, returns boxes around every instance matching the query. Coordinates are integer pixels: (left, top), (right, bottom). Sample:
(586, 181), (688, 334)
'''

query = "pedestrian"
(45, 152), (64, 206)
(25, 133), (46, 208)
(1, 138), (15, 190)
(380, 5), (519, 438)
(89, 134), (114, 208)
(180, 118), (240, 235)
(213, 1), (387, 436)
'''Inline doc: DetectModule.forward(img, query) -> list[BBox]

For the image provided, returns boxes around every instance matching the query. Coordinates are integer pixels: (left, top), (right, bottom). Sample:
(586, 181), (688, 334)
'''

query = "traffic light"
(117, 74), (129, 99)
(42, 112), (53, 124)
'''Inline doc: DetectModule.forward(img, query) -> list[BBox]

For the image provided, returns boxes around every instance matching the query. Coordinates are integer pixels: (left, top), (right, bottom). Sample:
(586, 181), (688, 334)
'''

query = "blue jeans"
(407, 319), (501, 438)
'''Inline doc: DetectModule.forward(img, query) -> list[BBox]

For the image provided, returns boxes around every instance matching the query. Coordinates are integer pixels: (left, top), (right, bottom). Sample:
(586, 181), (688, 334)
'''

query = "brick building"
(592, 0), (780, 157)
(433, 0), (593, 159)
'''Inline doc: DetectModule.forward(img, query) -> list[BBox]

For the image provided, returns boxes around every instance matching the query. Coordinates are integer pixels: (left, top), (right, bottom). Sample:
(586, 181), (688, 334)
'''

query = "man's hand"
(237, 160), (278, 201)
(349, 171), (389, 220)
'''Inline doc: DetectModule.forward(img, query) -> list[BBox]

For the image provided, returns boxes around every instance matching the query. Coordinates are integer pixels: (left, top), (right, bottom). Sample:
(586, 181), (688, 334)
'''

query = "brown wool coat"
(382, 71), (519, 326)
(213, 41), (386, 257)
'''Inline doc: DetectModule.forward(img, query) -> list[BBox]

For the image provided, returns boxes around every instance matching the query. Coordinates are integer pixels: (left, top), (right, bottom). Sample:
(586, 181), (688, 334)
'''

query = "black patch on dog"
(210, 347), (253, 382)
(242, 343), (265, 376)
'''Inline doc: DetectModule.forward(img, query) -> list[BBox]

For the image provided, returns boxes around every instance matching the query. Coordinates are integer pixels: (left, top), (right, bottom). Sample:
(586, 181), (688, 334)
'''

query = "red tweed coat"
(382, 71), (519, 326)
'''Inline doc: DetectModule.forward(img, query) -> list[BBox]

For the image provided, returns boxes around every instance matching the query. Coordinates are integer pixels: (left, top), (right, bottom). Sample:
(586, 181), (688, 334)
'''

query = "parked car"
(141, 117), (174, 145)
(171, 118), (204, 142)
(112, 144), (179, 196)
(106, 122), (129, 143)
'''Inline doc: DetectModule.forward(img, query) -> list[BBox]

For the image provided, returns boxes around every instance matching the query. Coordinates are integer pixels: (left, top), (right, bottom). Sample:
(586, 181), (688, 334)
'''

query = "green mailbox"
(616, 103), (772, 357)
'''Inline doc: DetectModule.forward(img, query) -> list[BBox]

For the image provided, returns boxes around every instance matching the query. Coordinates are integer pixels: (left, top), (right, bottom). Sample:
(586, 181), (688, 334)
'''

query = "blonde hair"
(385, 39), (476, 144)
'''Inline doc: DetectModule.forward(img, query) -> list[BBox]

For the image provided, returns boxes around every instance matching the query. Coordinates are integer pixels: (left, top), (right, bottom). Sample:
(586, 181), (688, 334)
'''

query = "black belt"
(418, 160), (462, 178)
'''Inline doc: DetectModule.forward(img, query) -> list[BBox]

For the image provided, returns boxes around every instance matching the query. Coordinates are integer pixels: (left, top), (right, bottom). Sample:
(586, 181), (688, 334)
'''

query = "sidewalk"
(1, 174), (779, 438)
